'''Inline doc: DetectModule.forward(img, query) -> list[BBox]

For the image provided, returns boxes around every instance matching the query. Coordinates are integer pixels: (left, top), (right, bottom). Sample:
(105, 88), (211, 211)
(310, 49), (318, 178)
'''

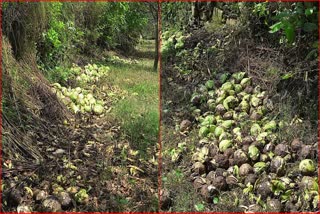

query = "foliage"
(3, 2), (151, 81)
(38, 3), (82, 69)
(268, 2), (318, 44)
(98, 2), (148, 50)
(37, 3), (149, 69)
(247, 2), (318, 50)
(162, 2), (192, 31)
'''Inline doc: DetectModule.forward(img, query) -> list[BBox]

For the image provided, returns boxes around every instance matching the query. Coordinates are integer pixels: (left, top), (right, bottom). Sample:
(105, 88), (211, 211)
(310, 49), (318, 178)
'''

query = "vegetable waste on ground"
(51, 64), (109, 115)
(188, 72), (318, 211)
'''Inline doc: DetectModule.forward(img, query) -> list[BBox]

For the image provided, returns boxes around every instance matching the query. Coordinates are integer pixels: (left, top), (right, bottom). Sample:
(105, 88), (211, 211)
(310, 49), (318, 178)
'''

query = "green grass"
(113, 99), (158, 156)
(104, 40), (159, 159)
(136, 39), (156, 59)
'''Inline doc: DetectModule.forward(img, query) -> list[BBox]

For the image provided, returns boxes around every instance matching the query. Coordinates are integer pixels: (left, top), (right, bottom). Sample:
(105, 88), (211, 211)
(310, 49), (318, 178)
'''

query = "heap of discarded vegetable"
(51, 64), (109, 115)
(189, 72), (318, 211)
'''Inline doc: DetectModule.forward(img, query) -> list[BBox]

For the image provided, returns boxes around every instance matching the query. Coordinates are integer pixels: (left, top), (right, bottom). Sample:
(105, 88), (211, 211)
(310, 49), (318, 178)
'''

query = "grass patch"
(113, 98), (158, 157)
(104, 40), (159, 159)
(129, 82), (157, 95)
(99, 40), (159, 211)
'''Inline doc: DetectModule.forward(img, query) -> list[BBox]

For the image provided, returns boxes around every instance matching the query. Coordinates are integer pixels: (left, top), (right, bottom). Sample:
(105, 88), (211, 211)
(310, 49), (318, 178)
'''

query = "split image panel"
(160, 1), (318, 212)
(2, 2), (159, 212)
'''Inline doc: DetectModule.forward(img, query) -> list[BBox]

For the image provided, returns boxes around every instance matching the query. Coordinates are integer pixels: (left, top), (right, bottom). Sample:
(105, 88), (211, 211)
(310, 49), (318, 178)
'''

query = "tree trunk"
(191, 1), (216, 26)
(153, 8), (159, 72)
(191, 2), (200, 26)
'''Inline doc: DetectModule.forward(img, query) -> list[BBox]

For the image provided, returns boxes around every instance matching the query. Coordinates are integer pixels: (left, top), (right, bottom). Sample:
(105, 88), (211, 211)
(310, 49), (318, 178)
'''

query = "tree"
(191, 2), (216, 26)
(3, 2), (48, 58)
(147, 2), (159, 71)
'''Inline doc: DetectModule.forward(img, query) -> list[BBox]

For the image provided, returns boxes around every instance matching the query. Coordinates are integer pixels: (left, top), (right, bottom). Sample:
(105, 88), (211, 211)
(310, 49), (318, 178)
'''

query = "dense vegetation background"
(3, 2), (158, 79)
